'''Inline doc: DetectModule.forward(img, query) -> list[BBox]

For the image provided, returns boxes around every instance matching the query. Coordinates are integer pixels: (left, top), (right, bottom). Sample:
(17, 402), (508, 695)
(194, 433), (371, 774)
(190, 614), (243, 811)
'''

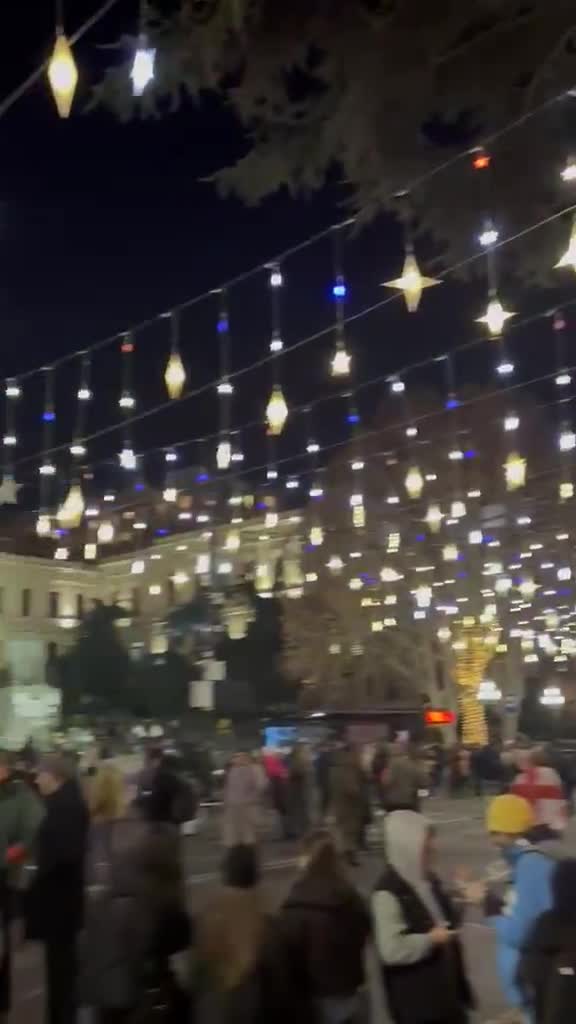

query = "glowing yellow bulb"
(405, 465), (424, 499)
(97, 520), (115, 544)
(384, 251), (440, 312)
(266, 385), (288, 435)
(330, 344), (351, 377)
(47, 31), (78, 119)
(504, 451), (526, 491)
(442, 543), (459, 562)
(425, 503), (443, 532)
(57, 483), (85, 528)
(164, 351), (186, 399)
(309, 525), (324, 546)
(560, 481), (574, 501)
(477, 294), (515, 336)
(352, 504), (366, 528)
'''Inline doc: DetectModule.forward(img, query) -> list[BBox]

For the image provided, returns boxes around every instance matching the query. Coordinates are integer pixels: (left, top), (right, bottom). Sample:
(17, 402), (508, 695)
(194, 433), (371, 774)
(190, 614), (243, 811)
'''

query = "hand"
(429, 926), (455, 946)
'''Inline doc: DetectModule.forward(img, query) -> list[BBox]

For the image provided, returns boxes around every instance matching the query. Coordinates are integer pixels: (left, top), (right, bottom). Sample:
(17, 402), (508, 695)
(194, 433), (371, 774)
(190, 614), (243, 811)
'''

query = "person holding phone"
(372, 810), (474, 1024)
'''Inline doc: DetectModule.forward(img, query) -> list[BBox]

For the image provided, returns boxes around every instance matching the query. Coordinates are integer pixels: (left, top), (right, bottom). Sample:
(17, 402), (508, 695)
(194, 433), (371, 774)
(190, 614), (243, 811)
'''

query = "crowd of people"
(0, 738), (575, 1024)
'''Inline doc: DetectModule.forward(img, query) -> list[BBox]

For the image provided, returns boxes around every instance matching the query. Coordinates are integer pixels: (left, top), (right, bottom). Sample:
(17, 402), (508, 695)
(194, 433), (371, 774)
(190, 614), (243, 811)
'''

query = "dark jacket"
(0, 776), (44, 886)
(26, 779), (89, 940)
(519, 911), (576, 1024)
(280, 871), (370, 998)
(145, 767), (196, 826)
(375, 867), (474, 1024)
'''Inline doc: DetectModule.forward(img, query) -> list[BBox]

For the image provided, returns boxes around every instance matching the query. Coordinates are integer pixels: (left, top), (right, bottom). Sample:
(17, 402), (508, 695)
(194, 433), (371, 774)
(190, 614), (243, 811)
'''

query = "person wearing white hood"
(372, 810), (474, 1024)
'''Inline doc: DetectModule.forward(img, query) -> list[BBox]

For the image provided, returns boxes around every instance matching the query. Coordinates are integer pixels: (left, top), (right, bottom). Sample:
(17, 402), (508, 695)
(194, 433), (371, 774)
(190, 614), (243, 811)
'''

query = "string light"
(266, 385), (288, 435)
(119, 445), (137, 470)
(389, 376), (405, 394)
(450, 500), (467, 518)
(5, 381), (20, 399)
(383, 247), (440, 312)
(57, 483), (85, 528)
(131, 31), (155, 96)
(504, 451), (527, 490)
(496, 358), (515, 376)
(504, 413), (520, 431)
(425, 504), (443, 532)
(163, 487), (177, 503)
(47, 29), (78, 118)
(468, 529), (483, 545)
(477, 294), (515, 336)
(479, 223), (499, 247)
(164, 311), (186, 399)
(404, 465), (424, 499)
(560, 481), (574, 500)
(331, 343), (352, 377)
(561, 157), (576, 182)
(443, 544), (459, 561)
(558, 426), (576, 452)
(97, 521), (115, 543)
(36, 514), (51, 538)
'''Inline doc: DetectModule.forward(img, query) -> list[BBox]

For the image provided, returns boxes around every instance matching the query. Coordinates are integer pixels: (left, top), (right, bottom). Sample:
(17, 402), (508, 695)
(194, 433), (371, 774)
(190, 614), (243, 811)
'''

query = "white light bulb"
(131, 37), (155, 96)
(559, 429), (576, 452)
(496, 359), (515, 376)
(389, 376), (405, 394)
(504, 414), (520, 431)
(119, 447), (137, 470)
(69, 442), (86, 457)
(36, 514), (51, 538)
(479, 226), (499, 247)
(561, 157), (576, 182)
(165, 450), (178, 463)
(217, 379), (234, 396)
(269, 266), (283, 288)
(77, 387), (92, 401)
(5, 381), (20, 398)
(468, 529), (483, 545)
(216, 439), (232, 470)
(330, 346), (351, 377)
(269, 331), (283, 353)
(97, 521), (115, 544)
(39, 462), (56, 477)
(163, 487), (177, 503)
(556, 371), (572, 387)
(3, 434), (16, 447)
(306, 441), (320, 454)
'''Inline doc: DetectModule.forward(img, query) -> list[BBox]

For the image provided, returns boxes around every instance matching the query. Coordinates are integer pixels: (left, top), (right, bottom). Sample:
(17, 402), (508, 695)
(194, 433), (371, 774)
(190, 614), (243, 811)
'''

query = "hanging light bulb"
(425, 504), (443, 532)
(352, 504), (366, 528)
(559, 427), (576, 452)
(560, 481), (574, 501)
(164, 351), (186, 399)
(163, 487), (177, 503)
(415, 585), (432, 608)
(266, 385), (288, 436)
(468, 529), (483, 545)
(131, 35), (156, 96)
(503, 413), (520, 432)
(36, 514), (51, 538)
(477, 294), (515, 336)
(47, 30), (78, 118)
(330, 341), (351, 377)
(404, 465), (424, 499)
(504, 452), (527, 491)
(561, 156), (576, 182)
(97, 520), (115, 544)
(450, 500), (467, 519)
(442, 543), (459, 562)
(119, 445), (137, 470)
(383, 249), (440, 312)
(225, 529), (241, 553)
(555, 217), (576, 272)
(57, 483), (85, 528)
(309, 525), (324, 546)
(216, 439), (232, 471)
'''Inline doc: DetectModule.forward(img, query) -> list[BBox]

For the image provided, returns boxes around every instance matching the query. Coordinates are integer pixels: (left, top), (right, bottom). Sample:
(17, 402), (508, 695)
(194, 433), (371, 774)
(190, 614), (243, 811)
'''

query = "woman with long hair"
(195, 844), (299, 1024)
(280, 830), (371, 1024)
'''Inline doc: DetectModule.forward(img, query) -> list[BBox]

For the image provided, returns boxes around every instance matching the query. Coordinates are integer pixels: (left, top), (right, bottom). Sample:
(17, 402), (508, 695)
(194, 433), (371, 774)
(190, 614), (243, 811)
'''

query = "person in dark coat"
(143, 752), (197, 827)
(373, 810), (474, 1024)
(519, 857), (576, 1023)
(79, 828), (191, 1024)
(280, 830), (371, 1023)
(26, 755), (89, 1024)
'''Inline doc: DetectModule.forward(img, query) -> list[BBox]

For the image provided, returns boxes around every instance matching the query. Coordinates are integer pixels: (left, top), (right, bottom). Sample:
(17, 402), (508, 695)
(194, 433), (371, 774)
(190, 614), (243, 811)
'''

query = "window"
(48, 591), (60, 619)
(76, 594), (84, 620)
(21, 588), (31, 618)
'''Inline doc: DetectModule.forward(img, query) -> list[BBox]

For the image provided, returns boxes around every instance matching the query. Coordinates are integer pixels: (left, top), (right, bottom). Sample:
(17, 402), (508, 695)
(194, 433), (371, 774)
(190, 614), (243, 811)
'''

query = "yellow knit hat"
(486, 794), (535, 835)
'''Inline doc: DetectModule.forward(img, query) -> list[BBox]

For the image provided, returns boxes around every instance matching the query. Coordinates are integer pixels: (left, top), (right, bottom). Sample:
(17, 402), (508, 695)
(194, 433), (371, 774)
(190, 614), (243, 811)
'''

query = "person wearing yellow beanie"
(484, 792), (566, 1013)
(486, 794), (535, 839)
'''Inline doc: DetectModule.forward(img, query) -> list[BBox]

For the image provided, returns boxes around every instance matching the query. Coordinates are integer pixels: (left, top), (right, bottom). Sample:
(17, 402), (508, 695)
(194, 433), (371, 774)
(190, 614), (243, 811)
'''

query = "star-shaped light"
(0, 474), (21, 505)
(555, 218), (576, 272)
(383, 250), (440, 312)
(477, 294), (515, 336)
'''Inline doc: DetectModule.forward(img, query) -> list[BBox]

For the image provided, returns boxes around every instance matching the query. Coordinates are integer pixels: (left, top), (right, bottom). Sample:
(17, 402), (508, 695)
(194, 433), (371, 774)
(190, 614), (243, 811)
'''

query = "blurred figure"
(510, 748), (567, 835)
(329, 746), (368, 865)
(315, 742), (335, 819)
(373, 810), (474, 1024)
(195, 844), (298, 1023)
(519, 857), (576, 1023)
(280, 830), (370, 1024)
(484, 794), (567, 1017)
(381, 742), (426, 813)
(262, 748), (289, 839)
(26, 755), (89, 1024)
(80, 828), (191, 1023)
(222, 753), (265, 847)
(143, 752), (198, 829)
(0, 750), (44, 1021)
(86, 755), (126, 877)
(285, 745), (312, 839)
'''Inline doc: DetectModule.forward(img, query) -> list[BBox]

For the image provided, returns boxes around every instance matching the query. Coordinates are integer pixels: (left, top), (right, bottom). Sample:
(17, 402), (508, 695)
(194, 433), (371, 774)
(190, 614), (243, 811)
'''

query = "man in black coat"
(27, 755), (89, 1024)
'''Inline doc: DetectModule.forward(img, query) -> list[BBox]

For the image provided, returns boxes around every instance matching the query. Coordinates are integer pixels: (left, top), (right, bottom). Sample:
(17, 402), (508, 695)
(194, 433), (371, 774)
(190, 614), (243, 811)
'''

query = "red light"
(121, 342), (134, 354)
(554, 312), (566, 331)
(472, 151), (490, 170)
(425, 709), (455, 726)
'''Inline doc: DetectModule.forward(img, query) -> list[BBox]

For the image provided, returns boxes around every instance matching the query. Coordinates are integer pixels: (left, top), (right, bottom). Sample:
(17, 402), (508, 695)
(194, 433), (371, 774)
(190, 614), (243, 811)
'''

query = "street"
(13, 795), (563, 1024)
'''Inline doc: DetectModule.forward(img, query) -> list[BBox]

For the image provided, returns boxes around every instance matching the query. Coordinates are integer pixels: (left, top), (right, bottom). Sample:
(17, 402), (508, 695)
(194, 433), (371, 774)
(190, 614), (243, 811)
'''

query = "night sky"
(1, 1), (574, 512)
